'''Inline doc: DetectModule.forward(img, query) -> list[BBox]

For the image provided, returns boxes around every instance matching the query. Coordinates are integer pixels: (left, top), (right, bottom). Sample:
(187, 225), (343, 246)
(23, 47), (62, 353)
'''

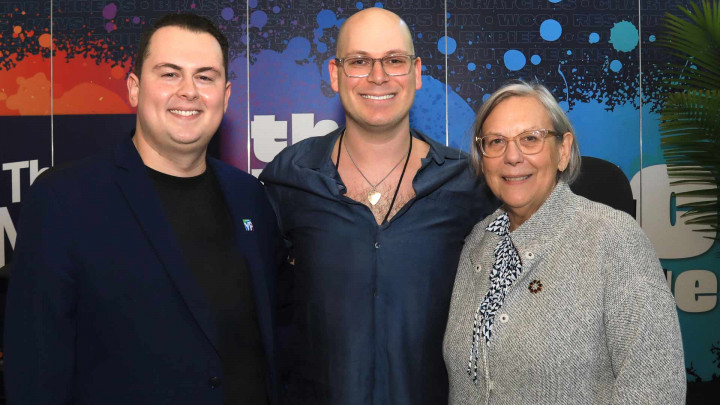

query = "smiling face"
(481, 96), (573, 226)
(127, 25), (231, 168)
(329, 8), (422, 134)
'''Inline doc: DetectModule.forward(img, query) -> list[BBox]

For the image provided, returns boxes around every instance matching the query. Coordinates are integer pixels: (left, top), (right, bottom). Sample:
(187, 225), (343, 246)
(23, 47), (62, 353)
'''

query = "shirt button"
(498, 313), (509, 323)
(374, 242), (380, 249)
(488, 380), (494, 391)
(475, 264), (482, 273)
(208, 376), (221, 388)
(525, 251), (534, 259)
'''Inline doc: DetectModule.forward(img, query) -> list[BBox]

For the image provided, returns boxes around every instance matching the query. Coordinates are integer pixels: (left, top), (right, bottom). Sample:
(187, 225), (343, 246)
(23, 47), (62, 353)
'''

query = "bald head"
(336, 7), (415, 57)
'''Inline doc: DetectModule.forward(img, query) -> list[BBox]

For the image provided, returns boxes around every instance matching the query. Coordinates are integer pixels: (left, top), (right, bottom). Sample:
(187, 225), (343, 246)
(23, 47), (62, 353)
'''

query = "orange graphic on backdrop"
(38, 33), (51, 49)
(0, 41), (134, 116)
(4, 72), (51, 115)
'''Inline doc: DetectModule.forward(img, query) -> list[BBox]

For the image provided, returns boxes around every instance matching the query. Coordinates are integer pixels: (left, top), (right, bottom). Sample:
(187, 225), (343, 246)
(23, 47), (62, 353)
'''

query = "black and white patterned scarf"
(467, 212), (523, 383)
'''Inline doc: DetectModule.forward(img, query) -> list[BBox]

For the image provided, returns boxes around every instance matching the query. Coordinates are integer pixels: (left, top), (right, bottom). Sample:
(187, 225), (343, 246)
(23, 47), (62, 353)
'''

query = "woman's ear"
(558, 132), (574, 172)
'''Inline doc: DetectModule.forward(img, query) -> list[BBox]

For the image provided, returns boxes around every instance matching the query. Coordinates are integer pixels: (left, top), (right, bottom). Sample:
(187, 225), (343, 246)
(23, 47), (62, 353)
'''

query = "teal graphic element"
(609, 21), (639, 52)
(242, 219), (254, 232)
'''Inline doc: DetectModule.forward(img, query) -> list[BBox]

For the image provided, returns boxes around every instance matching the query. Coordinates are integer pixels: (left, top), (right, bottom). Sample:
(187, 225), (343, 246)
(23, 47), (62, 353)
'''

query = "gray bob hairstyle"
(470, 81), (581, 185)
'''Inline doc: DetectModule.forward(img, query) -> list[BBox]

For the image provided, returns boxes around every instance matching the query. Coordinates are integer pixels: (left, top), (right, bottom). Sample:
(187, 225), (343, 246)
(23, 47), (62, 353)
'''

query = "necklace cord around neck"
(382, 132), (412, 224)
(344, 134), (409, 190)
(335, 130), (413, 224)
(336, 132), (343, 167)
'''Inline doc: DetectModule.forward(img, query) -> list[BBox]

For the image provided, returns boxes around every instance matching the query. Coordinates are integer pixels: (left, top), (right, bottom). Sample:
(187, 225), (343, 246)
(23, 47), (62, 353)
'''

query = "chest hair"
(339, 137), (429, 224)
(346, 180), (416, 224)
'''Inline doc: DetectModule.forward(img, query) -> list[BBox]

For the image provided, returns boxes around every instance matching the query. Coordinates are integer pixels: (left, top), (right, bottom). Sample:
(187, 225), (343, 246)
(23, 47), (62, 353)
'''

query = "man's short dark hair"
(134, 13), (229, 80)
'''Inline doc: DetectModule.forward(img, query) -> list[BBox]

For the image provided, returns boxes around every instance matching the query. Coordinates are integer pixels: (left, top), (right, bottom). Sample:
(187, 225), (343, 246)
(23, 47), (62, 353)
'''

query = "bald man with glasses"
(260, 7), (495, 404)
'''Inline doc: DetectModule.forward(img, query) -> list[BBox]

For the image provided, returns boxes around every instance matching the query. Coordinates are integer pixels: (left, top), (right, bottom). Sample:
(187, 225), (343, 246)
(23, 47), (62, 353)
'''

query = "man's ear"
(223, 81), (232, 113)
(414, 57), (422, 90)
(127, 72), (140, 108)
(329, 58), (340, 93)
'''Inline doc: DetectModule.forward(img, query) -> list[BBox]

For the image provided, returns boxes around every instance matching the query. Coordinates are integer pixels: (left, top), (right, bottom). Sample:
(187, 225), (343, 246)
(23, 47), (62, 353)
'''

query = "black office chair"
(570, 156), (636, 218)
(0, 264), (9, 279)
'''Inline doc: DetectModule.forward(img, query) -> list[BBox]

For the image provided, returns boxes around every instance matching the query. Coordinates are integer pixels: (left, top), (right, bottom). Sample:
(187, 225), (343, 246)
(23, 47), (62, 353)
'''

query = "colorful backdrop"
(1, 0), (717, 400)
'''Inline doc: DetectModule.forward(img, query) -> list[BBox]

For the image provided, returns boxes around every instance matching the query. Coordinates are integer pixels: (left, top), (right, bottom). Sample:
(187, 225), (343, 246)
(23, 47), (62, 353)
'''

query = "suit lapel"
(113, 137), (219, 354)
(210, 160), (274, 345)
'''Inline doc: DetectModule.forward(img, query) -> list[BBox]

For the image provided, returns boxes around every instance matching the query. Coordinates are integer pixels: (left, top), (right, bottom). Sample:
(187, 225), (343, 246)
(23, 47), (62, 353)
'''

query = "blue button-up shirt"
(260, 127), (496, 405)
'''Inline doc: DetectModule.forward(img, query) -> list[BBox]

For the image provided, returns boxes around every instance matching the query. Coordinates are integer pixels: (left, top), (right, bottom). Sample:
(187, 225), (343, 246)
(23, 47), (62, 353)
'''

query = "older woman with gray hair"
(443, 82), (686, 404)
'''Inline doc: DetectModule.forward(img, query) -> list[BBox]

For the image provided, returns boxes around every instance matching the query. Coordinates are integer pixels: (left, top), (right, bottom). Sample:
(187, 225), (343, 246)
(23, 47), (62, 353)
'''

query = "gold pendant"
(368, 191), (381, 206)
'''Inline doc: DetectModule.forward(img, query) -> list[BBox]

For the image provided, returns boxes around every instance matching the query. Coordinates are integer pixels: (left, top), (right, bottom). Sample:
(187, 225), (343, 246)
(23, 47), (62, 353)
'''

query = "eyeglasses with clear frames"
(476, 129), (558, 158)
(335, 54), (417, 78)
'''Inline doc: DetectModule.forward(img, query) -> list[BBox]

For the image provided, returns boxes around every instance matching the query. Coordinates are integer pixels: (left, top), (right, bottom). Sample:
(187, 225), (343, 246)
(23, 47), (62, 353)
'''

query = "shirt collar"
(295, 126), (463, 171)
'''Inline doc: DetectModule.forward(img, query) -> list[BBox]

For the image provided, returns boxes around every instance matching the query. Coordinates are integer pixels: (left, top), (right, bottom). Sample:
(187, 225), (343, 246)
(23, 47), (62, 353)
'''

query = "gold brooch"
(529, 280), (543, 294)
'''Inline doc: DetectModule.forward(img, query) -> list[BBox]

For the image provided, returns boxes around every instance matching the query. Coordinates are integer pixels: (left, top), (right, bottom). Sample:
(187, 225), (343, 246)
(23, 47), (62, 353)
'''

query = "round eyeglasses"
(335, 54), (417, 78)
(476, 129), (558, 158)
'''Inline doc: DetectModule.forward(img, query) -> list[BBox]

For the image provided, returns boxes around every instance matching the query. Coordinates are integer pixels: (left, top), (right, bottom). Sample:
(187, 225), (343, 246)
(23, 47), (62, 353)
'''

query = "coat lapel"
(210, 159), (274, 349)
(112, 137), (219, 354)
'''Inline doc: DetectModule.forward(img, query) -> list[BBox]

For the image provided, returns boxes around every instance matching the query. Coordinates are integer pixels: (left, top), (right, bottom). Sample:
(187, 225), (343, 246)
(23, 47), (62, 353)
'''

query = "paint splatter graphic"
(1, 1), (676, 117)
(609, 21), (639, 52)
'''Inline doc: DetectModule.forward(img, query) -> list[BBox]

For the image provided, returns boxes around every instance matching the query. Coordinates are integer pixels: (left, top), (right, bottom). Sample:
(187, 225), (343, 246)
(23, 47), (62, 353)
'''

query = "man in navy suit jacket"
(3, 14), (279, 404)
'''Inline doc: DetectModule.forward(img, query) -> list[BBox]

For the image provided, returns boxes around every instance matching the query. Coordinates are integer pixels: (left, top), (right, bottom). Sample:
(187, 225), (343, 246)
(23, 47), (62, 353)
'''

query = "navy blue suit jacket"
(3, 136), (279, 404)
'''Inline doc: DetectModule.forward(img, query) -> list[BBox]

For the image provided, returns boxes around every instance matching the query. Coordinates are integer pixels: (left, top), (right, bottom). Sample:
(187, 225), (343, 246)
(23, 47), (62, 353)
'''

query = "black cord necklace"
(336, 131), (413, 224)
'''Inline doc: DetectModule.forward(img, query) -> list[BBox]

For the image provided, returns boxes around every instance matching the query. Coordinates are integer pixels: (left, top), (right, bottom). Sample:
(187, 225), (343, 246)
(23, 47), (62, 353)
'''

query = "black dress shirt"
(260, 127), (496, 405)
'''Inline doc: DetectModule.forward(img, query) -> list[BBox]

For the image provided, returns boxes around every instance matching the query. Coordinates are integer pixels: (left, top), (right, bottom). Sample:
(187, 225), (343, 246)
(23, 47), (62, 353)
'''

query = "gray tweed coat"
(443, 182), (686, 404)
